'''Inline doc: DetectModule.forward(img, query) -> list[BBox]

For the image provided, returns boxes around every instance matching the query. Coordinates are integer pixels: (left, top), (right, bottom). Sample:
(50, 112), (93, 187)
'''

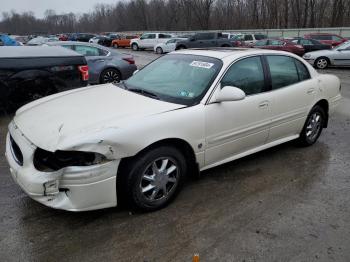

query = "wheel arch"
(314, 99), (329, 127)
(118, 138), (199, 179)
(315, 56), (331, 67)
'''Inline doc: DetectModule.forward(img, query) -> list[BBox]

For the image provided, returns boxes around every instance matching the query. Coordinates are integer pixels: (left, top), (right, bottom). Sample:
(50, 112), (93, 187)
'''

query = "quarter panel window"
(266, 56), (299, 89)
(295, 60), (310, 81)
(221, 56), (265, 96)
(74, 45), (100, 56)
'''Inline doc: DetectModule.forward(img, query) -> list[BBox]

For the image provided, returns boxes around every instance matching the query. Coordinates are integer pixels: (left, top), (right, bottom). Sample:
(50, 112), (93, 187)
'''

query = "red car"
(58, 34), (68, 41)
(304, 33), (346, 47)
(252, 39), (305, 56)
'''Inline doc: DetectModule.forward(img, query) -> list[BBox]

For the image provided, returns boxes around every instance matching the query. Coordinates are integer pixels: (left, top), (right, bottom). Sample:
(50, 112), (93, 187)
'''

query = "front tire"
(156, 47), (163, 54)
(120, 146), (187, 211)
(315, 57), (329, 69)
(131, 43), (139, 51)
(297, 105), (326, 146)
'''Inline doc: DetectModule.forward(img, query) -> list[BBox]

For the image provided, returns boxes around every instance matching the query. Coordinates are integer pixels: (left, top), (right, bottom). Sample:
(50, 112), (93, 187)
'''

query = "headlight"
(34, 148), (108, 172)
(303, 54), (312, 59)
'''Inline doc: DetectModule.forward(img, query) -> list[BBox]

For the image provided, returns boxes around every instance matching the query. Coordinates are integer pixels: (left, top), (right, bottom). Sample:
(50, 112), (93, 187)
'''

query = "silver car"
(48, 41), (137, 84)
(303, 41), (350, 69)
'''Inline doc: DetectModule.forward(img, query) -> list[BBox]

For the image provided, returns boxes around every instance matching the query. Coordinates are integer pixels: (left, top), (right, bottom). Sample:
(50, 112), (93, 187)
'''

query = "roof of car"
(0, 46), (83, 58)
(173, 48), (294, 59)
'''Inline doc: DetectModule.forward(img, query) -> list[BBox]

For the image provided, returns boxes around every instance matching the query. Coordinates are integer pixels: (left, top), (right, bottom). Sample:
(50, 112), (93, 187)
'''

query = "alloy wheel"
(316, 58), (328, 69)
(102, 70), (120, 84)
(140, 157), (179, 201)
(305, 112), (322, 142)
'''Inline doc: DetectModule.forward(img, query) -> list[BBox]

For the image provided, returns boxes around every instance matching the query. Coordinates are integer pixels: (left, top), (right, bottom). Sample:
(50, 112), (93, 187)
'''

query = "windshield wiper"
(128, 88), (160, 100)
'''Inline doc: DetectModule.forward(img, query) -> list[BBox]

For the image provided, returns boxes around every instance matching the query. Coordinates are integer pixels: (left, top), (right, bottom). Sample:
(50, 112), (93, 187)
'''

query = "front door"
(204, 56), (271, 166)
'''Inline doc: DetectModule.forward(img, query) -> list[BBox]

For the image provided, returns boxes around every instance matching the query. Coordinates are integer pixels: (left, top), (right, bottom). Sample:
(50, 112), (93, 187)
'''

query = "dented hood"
(13, 84), (184, 151)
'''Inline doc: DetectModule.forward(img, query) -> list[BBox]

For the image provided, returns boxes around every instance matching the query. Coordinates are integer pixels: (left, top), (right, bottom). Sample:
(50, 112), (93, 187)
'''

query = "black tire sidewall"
(124, 146), (187, 211)
(132, 43), (138, 51)
(156, 47), (163, 54)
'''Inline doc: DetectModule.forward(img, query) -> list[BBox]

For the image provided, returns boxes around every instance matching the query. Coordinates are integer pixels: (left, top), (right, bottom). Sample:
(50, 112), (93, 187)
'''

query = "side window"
(149, 34), (156, 39)
(244, 35), (253, 41)
(332, 35), (342, 41)
(300, 39), (312, 45)
(255, 40), (267, 46)
(99, 48), (109, 56)
(74, 45), (100, 56)
(61, 45), (74, 50)
(295, 60), (310, 81)
(159, 34), (166, 39)
(266, 55), (299, 89)
(221, 56), (265, 96)
(270, 40), (283, 46)
(140, 34), (150, 40)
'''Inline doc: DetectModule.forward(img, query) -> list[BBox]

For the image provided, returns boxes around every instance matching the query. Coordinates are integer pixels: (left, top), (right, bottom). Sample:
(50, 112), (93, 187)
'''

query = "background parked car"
(291, 38), (331, 53)
(303, 41), (350, 69)
(47, 41), (137, 84)
(0, 34), (19, 46)
(154, 38), (187, 54)
(27, 36), (59, 46)
(112, 35), (139, 48)
(68, 33), (96, 42)
(130, 33), (173, 51)
(0, 46), (88, 111)
(231, 33), (267, 45)
(252, 39), (305, 56)
(304, 33), (347, 47)
(175, 32), (234, 49)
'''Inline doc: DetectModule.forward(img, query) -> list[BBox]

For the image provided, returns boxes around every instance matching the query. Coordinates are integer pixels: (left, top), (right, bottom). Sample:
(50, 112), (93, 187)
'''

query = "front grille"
(10, 135), (23, 166)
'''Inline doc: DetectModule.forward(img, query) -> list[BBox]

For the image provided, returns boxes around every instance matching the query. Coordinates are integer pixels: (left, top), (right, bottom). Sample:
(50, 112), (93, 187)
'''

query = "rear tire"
(100, 68), (121, 84)
(113, 43), (119, 48)
(297, 105), (326, 147)
(119, 146), (187, 211)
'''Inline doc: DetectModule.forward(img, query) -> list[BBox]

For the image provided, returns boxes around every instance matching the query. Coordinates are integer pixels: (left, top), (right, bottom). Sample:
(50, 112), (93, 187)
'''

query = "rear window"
(312, 35), (332, 40)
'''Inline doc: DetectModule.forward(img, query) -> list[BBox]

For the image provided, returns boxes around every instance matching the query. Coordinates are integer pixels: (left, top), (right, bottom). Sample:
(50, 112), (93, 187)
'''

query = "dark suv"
(0, 46), (89, 111)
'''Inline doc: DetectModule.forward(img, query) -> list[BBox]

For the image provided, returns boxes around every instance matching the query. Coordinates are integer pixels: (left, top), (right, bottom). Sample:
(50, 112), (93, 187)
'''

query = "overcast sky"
(2, 0), (120, 18)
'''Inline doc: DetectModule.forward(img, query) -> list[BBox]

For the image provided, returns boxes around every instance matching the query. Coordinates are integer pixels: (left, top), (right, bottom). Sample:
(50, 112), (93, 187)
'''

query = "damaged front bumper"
(5, 121), (120, 211)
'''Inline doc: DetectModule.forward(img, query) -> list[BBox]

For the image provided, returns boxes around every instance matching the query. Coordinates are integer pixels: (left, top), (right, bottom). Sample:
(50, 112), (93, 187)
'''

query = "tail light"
(123, 57), (135, 65)
(78, 65), (89, 81)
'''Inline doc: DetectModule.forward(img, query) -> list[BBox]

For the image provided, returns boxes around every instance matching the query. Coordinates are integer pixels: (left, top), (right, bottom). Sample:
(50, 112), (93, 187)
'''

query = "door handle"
(307, 88), (315, 94)
(259, 101), (269, 109)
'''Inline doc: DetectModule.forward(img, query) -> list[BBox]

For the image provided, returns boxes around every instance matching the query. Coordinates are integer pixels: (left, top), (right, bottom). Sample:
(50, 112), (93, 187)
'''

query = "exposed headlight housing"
(303, 54), (312, 59)
(34, 148), (108, 172)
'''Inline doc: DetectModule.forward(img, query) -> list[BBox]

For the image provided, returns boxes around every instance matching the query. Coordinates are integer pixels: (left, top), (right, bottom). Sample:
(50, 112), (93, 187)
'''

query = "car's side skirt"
(200, 134), (299, 172)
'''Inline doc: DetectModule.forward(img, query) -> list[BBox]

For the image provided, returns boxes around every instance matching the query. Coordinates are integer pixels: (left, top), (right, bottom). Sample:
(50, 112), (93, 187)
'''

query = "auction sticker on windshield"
(190, 61), (214, 69)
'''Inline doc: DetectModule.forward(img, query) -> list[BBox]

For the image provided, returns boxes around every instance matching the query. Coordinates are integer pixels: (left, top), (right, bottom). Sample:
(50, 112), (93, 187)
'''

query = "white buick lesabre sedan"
(6, 48), (341, 212)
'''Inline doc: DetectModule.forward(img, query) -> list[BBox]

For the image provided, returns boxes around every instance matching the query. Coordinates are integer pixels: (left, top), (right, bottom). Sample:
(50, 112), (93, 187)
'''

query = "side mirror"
(133, 69), (139, 75)
(214, 86), (246, 103)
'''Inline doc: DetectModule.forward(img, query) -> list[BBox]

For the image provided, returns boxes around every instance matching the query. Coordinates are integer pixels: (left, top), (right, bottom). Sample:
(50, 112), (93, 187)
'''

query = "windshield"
(124, 54), (223, 106)
(334, 41), (350, 50)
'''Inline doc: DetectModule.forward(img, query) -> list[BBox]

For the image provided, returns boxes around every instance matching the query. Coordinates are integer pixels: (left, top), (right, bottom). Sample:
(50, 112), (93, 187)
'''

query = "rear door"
(332, 42), (350, 66)
(264, 55), (318, 142)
